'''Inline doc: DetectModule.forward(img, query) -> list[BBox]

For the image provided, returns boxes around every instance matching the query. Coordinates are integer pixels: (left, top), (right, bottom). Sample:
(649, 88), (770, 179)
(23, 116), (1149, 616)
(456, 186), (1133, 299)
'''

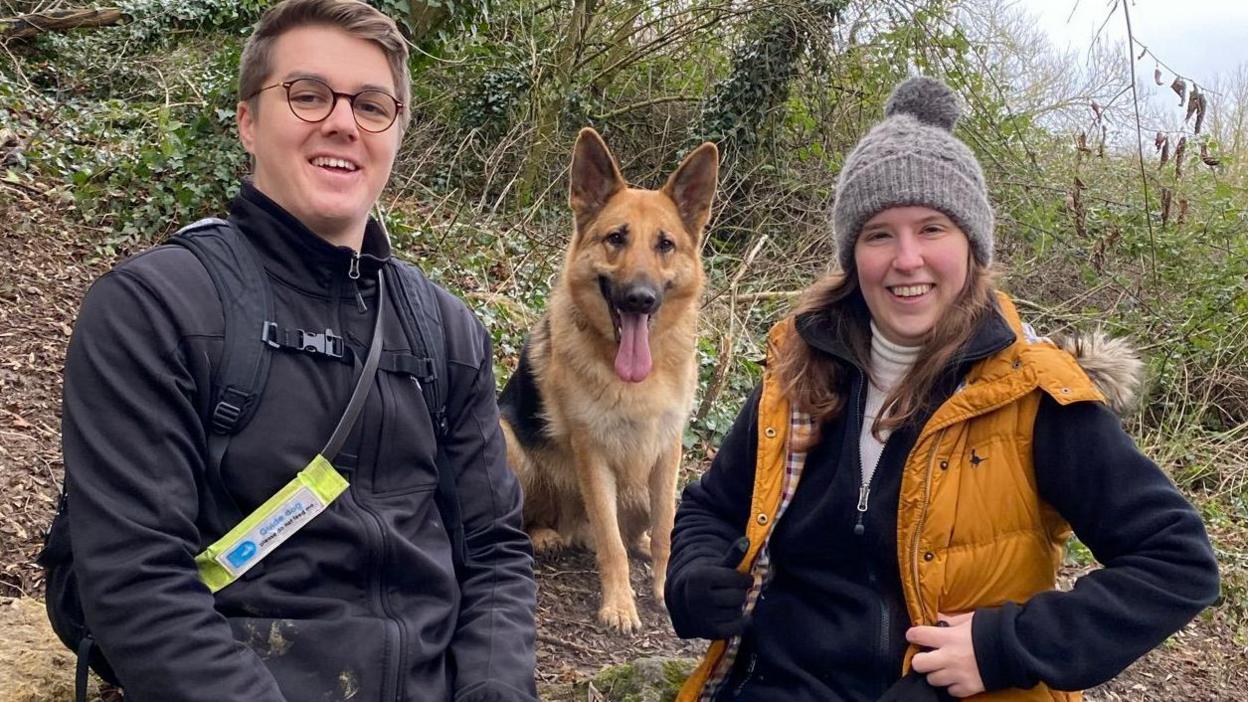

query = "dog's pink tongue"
(614, 313), (652, 383)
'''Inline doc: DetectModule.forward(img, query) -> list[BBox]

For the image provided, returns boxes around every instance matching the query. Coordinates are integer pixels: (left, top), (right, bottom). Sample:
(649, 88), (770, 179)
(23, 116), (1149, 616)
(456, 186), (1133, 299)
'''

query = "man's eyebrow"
(282, 72), (395, 95)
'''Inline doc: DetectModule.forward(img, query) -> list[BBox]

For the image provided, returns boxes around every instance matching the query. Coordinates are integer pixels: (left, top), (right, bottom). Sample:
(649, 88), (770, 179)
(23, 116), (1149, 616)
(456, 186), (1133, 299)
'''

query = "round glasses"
(250, 78), (403, 133)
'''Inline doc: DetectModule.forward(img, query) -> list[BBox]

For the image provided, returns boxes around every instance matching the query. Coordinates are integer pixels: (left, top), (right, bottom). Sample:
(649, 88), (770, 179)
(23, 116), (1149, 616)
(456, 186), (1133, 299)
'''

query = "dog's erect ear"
(569, 128), (626, 225)
(662, 142), (719, 239)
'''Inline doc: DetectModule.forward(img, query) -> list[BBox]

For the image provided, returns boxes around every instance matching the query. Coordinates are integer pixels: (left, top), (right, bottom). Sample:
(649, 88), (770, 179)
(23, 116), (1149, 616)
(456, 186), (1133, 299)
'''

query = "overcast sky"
(1013, 0), (1248, 84)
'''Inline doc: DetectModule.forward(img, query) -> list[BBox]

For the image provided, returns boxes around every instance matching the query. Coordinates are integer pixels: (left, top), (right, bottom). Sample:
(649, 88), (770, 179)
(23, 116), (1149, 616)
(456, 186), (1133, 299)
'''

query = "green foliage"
(7, 29), (248, 254)
(691, 0), (846, 154)
(458, 62), (532, 136)
(115, 0), (268, 43)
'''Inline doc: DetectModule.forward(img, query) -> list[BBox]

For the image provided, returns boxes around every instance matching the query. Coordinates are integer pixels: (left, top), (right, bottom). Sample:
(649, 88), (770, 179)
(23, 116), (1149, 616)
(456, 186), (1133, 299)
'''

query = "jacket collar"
(793, 292), (1016, 373)
(228, 181), (392, 291)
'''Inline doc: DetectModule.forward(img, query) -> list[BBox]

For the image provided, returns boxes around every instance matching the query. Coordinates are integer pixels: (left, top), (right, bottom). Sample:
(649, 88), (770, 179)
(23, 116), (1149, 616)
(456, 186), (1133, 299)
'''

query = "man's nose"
(321, 95), (360, 137)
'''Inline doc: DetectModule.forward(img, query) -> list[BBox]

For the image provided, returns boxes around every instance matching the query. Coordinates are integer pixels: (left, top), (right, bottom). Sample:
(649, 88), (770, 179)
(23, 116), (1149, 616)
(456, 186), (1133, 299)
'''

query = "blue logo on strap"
(226, 541), (258, 568)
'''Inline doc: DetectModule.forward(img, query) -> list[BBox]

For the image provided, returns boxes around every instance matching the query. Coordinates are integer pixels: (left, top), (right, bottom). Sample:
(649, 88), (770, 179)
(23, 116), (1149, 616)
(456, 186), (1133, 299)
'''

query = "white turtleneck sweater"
(860, 322), (922, 493)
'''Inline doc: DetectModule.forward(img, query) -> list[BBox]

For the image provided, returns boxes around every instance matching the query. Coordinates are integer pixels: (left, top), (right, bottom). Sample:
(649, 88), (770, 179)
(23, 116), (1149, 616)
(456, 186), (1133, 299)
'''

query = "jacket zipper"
(909, 427), (948, 625)
(337, 263), (405, 701)
(853, 368), (892, 691)
(853, 369), (871, 537)
(348, 251), (367, 313)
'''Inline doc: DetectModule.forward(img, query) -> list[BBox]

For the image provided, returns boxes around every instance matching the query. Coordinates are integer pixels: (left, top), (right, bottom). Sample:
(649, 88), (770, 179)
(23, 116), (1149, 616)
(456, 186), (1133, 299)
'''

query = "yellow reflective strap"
(195, 454), (348, 593)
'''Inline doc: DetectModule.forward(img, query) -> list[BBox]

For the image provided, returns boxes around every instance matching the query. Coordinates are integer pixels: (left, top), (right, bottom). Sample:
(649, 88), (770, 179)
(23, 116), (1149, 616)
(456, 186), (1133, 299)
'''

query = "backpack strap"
(388, 261), (468, 580)
(167, 217), (274, 527)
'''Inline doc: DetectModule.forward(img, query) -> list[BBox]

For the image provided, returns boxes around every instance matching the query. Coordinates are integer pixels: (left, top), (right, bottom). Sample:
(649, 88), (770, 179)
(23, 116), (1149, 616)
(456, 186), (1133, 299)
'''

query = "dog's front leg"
(648, 438), (681, 603)
(570, 437), (640, 633)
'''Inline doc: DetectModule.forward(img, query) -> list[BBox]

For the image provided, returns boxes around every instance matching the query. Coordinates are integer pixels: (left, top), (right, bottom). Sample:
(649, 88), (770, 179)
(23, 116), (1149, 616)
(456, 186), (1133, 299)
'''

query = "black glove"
(668, 537), (753, 640)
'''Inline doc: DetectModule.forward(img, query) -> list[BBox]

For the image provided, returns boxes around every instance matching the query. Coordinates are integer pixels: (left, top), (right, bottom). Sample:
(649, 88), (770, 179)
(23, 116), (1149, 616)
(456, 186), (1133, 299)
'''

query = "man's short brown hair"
(239, 0), (411, 130)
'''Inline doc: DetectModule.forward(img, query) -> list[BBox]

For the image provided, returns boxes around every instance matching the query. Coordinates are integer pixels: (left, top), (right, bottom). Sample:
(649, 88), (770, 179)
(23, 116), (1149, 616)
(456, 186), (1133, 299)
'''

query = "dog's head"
(562, 128), (718, 383)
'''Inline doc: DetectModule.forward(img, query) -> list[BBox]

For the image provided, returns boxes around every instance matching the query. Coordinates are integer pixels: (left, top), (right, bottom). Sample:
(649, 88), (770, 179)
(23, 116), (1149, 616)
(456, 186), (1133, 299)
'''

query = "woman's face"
(854, 206), (971, 346)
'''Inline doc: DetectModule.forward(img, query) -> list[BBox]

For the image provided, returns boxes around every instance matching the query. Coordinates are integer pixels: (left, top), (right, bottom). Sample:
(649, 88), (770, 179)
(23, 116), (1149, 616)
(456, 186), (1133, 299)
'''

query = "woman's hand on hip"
(907, 611), (985, 698)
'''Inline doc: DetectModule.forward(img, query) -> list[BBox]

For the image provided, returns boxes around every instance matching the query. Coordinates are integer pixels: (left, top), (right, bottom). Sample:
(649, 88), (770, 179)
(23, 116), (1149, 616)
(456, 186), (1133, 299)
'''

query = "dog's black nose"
(617, 283), (660, 315)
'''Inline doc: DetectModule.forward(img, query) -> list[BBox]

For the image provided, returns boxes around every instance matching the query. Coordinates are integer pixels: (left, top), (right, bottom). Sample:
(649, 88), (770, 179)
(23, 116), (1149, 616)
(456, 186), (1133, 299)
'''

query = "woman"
(665, 76), (1219, 702)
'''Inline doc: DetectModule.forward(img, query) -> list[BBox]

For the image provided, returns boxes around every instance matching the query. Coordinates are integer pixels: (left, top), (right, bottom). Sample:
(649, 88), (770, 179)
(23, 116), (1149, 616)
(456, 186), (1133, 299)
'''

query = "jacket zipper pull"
(854, 486), (869, 536)
(348, 253), (367, 313)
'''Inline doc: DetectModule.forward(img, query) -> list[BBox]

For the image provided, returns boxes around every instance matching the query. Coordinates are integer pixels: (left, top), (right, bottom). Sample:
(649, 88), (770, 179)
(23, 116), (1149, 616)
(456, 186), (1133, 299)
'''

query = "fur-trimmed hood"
(1053, 330), (1145, 415)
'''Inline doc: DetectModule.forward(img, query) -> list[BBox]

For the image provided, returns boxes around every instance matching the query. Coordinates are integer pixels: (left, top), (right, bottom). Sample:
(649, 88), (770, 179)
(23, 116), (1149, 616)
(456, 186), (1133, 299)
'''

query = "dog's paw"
(633, 533), (653, 560)
(598, 597), (642, 633)
(528, 527), (567, 553)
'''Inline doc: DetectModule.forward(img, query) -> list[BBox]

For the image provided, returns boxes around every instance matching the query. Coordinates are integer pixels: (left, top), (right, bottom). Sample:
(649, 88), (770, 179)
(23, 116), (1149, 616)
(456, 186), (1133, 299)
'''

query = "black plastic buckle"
(211, 400), (243, 434)
(261, 321), (281, 349)
(296, 329), (344, 359)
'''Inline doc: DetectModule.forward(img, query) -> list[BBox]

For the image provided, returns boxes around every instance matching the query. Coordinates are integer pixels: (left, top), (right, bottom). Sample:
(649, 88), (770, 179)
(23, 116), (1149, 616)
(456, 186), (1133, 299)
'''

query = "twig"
(695, 234), (769, 423)
(1120, 0), (1157, 285)
(595, 95), (700, 122)
(733, 290), (799, 302)
(537, 632), (602, 657)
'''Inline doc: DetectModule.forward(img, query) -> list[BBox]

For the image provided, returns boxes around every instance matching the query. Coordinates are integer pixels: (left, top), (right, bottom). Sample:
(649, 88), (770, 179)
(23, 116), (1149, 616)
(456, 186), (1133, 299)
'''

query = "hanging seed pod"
(1070, 182), (1087, 239)
(1090, 101), (1103, 121)
(1200, 143), (1221, 168)
(1178, 199), (1189, 226)
(1159, 139), (1170, 168)
(1154, 66), (1163, 85)
(1172, 77), (1187, 105)
(1137, 46), (1147, 60)
(1174, 136), (1187, 177)
(1160, 187), (1172, 226)
(1099, 126), (1106, 157)
(1154, 131), (1166, 150)
(1194, 93), (1207, 134)
(1186, 86), (1201, 122)
(1076, 131), (1090, 153)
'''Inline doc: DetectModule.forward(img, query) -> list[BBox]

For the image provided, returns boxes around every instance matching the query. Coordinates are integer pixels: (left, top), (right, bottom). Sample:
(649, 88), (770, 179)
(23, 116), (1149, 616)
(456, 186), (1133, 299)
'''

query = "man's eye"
(292, 93), (328, 105)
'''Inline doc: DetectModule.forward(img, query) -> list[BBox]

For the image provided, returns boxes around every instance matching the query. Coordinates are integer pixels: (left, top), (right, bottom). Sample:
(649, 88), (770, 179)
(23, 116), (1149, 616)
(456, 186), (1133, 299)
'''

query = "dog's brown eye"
(656, 237), (675, 253)
(604, 230), (627, 247)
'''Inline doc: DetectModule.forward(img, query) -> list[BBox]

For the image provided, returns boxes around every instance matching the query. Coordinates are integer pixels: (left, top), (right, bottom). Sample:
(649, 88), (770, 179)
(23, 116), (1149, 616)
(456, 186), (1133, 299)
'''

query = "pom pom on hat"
(884, 76), (962, 131)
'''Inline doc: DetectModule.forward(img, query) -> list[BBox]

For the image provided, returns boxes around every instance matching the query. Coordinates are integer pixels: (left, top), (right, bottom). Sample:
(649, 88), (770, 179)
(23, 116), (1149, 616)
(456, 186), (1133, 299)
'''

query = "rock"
(576, 656), (698, 702)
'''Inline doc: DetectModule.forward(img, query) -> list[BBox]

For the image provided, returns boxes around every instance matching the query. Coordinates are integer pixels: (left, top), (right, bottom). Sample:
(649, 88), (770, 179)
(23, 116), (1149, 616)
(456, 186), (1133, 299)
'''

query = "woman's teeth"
(891, 284), (932, 298)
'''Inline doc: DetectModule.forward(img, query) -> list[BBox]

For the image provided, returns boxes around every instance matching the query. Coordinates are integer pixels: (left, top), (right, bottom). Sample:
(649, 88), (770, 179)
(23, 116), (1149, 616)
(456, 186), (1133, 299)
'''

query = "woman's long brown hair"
(774, 259), (997, 442)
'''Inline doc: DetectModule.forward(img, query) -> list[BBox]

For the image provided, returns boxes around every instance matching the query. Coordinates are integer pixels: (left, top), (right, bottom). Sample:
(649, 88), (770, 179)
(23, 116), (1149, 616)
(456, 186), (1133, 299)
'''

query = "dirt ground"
(1, 186), (1245, 700)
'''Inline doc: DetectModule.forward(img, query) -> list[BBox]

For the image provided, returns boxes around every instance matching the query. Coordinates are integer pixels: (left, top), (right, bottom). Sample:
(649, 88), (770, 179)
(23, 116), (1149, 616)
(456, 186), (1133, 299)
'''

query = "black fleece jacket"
(61, 184), (537, 702)
(667, 304), (1219, 702)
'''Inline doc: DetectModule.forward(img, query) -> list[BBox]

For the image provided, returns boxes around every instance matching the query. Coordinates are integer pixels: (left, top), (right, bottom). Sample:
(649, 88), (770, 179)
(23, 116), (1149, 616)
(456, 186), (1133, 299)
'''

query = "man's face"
(237, 24), (402, 245)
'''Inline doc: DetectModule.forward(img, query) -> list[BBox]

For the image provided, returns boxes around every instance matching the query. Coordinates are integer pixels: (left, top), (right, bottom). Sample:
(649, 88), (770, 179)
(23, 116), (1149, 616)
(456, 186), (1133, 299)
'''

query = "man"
(58, 1), (537, 699)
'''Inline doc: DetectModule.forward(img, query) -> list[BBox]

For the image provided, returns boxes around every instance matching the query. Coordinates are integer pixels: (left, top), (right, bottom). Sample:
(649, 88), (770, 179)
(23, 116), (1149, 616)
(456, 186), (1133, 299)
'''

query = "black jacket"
(61, 183), (537, 702)
(667, 301), (1219, 701)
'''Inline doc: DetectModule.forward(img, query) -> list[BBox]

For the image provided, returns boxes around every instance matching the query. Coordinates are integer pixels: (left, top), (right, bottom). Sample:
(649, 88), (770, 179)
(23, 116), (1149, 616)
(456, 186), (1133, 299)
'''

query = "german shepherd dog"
(499, 128), (718, 632)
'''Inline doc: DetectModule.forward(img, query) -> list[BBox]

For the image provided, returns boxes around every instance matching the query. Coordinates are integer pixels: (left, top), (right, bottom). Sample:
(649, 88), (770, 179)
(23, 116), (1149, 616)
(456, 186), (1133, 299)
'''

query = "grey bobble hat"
(832, 76), (994, 271)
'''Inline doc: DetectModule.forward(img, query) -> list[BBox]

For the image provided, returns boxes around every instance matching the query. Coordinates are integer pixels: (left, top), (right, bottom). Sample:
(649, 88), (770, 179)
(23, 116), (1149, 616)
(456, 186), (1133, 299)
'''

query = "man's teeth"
(312, 157), (358, 171)
(891, 284), (932, 298)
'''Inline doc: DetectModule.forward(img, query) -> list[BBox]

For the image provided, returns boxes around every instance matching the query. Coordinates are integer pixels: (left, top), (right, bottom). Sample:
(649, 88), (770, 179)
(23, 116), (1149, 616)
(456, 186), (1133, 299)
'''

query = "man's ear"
(237, 100), (257, 156)
(662, 141), (719, 239)
(569, 128), (625, 228)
